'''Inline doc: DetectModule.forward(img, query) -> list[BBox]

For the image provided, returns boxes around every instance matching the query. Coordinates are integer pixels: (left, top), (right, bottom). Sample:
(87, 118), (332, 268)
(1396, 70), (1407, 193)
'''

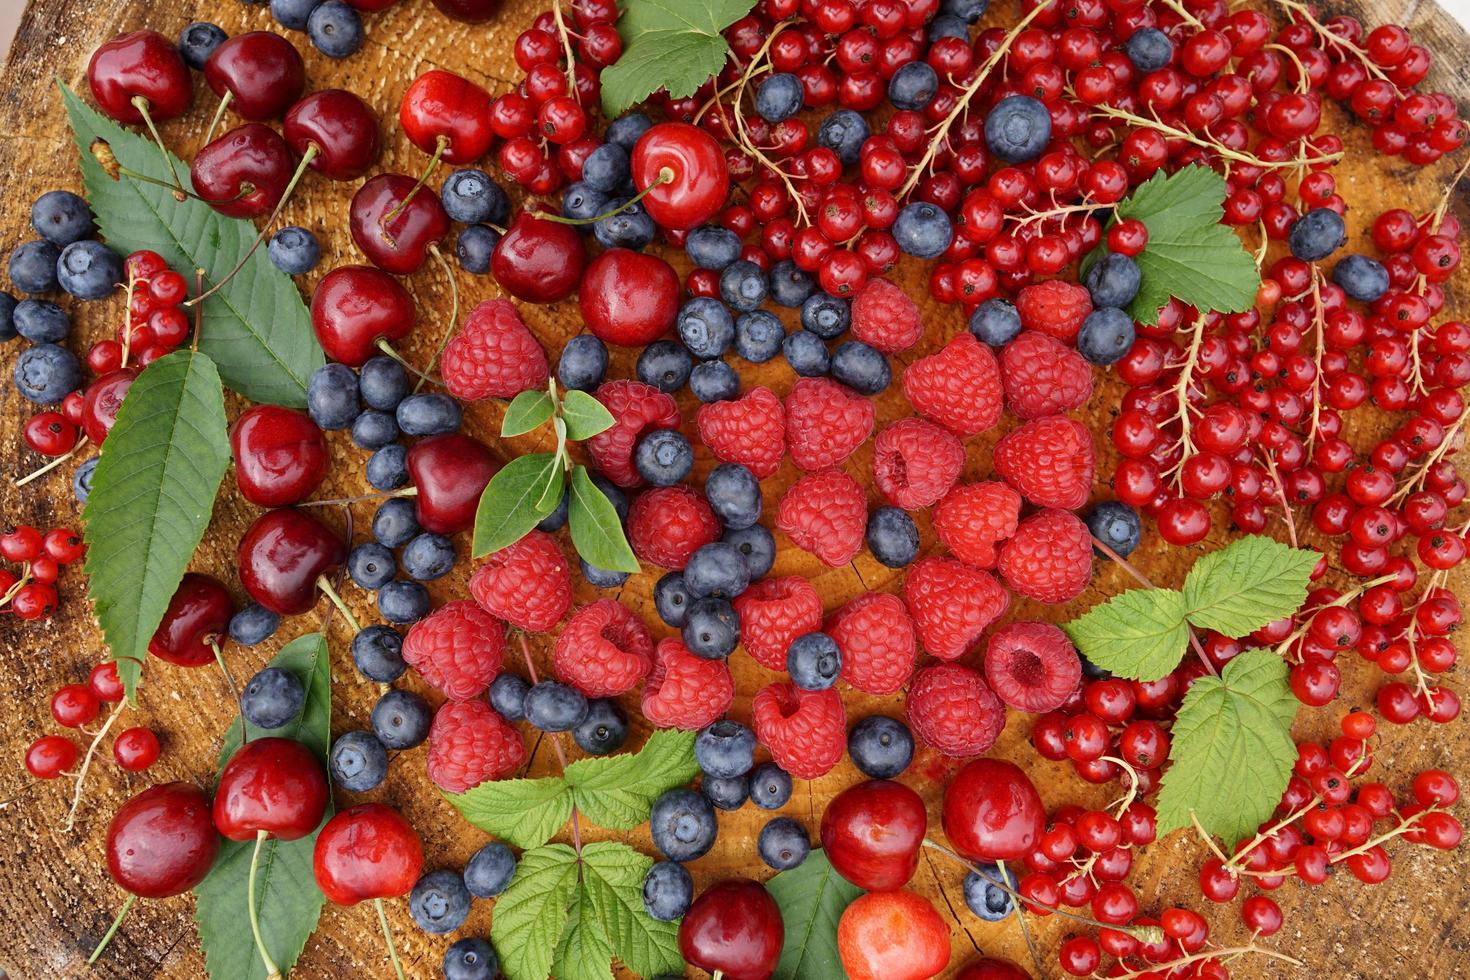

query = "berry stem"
(1257, 450), (1300, 550)
(299, 486), (418, 508)
(129, 96), (188, 201)
(1110, 942), (1304, 980)
(86, 893), (136, 965)
(1329, 806), (1444, 864)
(202, 89), (234, 147)
(63, 700), (124, 833)
(374, 898), (407, 980)
(551, 0), (580, 103)
(538, 167), (676, 226)
(999, 857), (1047, 980)
(1162, 311), (1208, 491)
(383, 134), (450, 226)
(374, 338), (439, 386)
(518, 633), (584, 861)
(13, 436), (90, 488)
(412, 242), (460, 393)
(209, 638), (243, 713)
(1091, 103), (1344, 170)
(316, 575), (364, 633)
(1269, 0), (1393, 86)
(248, 829), (285, 980)
(1158, 0), (1203, 28)
(1305, 269), (1327, 448)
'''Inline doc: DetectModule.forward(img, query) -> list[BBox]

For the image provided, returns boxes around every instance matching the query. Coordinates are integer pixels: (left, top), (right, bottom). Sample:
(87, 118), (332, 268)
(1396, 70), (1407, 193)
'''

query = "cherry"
(942, 758), (1045, 862)
(284, 90), (382, 181)
(87, 30), (192, 124)
(349, 174), (451, 275)
(230, 405), (330, 507)
(490, 209), (587, 303)
(819, 779), (927, 891)
(0, 524), (42, 561)
(313, 803), (424, 905)
(237, 508), (347, 615)
(113, 727), (161, 772)
(214, 738), (329, 842)
(310, 265), (416, 366)
(429, 0), (504, 23)
(837, 890), (950, 980)
(148, 572), (234, 667)
(25, 734), (78, 778)
(579, 248), (680, 348)
(406, 434), (501, 534)
(954, 958), (1032, 980)
(631, 122), (731, 230)
(189, 124), (295, 219)
(678, 879), (784, 980)
(400, 70), (493, 165)
(81, 368), (139, 446)
(52, 683), (101, 727)
(204, 31), (306, 121)
(105, 782), (220, 898)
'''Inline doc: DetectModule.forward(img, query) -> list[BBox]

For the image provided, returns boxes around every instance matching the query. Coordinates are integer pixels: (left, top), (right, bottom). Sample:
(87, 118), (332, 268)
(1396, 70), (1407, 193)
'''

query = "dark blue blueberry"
(573, 698), (628, 755)
(57, 241), (122, 300)
(783, 329), (830, 376)
(330, 730), (388, 791)
(307, 2), (362, 58)
(268, 226), (321, 275)
(443, 938), (498, 980)
(30, 191), (95, 246)
(377, 579), (430, 623)
(605, 111), (653, 151)
(969, 297), (1021, 345)
(942, 0), (989, 21)
(177, 22), (227, 70)
(787, 631), (841, 691)
(650, 788), (718, 861)
(0, 292), (16, 341)
(1333, 254), (1390, 302)
(14, 343), (80, 404)
(371, 687), (432, 750)
(580, 558), (630, 589)
(719, 260), (768, 313)
(866, 506), (919, 568)
(591, 474), (629, 522)
(1077, 307), (1136, 366)
(307, 363), (361, 430)
(848, 715), (914, 778)
(637, 339), (694, 393)
(893, 201), (954, 258)
(928, 12), (969, 40)
(735, 310), (784, 363)
(801, 291), (850, 339)
(985, 94), (1052, 163)
(684, 542), (750, 599)
(581, 142), (631, 194)
(686, 225), (742, 270)
(689, 360), (740, 402)
(758, 817), (810, 870)
(594, 198), (655, 250)
(817, 109), (870, 166)
(352, 625), (406, 682)
(441, 168), (509, 225)
(456, 224), (499, 274)
(654, 572), (692, 628)
(749, 762), (793, 809)
(270, 0), (322, 32)
(350, 409), (398, 450)
(347, 541), (396, 589)
(240, 666), (305, 729)
(1079, 650), (1112, 681)
(705, 463), (762, 530)
(365, 444), (409, 490)
(537, 488), (569, 532)
(695, 719), (756, 778)
(756, 72), (805, 122)
(963, 864), (1017, 922)
(409, 870), (471, 935)
(683, 596), (740, 660)
(1289, 207), (1346, 262)
(489, 672), (530, 722)
(557, 333), (608, 391)
(1086, 500), (1142, 558)
(525, 680), (589, 732)
(396, 393), (461, 436)
(359, 355), (408, 411)
(8, 240), (61, 294)
(561, 181), (609, 223)
(635, 428), (694, 486)
(372, 496), (420, 548)
(677, 297), (736, 359)
(702, 774), (749, 810)
(13, 300), (69, 343)
(830, 340), (890, 395)
(72, 455), (98, 503)
(228, 602), (280, 646)
(1125, 27), (1174, 73)
(723, 524), (775, 580)
(463, 842), (516, 898)
(402, 532), (456, 581)
(1084, 251), (1141, 309)
(768, 259), (816, 308)
(642, 861), (694, 921)
(888, 61), (938, 110)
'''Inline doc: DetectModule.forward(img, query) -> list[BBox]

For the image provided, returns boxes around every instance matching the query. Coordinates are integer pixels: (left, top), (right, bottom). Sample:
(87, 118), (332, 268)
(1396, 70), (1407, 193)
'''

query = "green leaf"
(1063, 588), (1191, 682)
(82, 351), (230, 700)
(491, 844), (581, 980)
(554, 892), (615, 980)
(1182, 535), (1319, 637)
(443, 775), (573, 850)
(1156, 649), (1298, 846)
(566, 729), (701, 830)
(568, 465), (640, 574)
(580, 842), (684, 978)
(472, 453), (564, 558)
(767, 849), (863, 980)
(503, 389), (556, 437)
(600, 0), (759, 117)
(60, 83), (323, 406)
(560, 389), (616, 441)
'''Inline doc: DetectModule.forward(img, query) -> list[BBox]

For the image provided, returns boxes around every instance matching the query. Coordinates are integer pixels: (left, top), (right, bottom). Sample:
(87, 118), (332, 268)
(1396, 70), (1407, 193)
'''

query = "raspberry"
(1000, 331), (1094, 420)
(827, 592), (916, 695)
(627, 486), (721, 570)
(402, 600), (505, 700)
(553, 599), (655, 697)
(697, 386), (786, 479)
(932, 482), (1022, 569)
(733, 576), (824, 670)
(993, 415), (1095, 510)
(470, 530), (571, 633)
(776, 469), (867, 567)
(873, 418), (964, 510)
(901, 332), (1003, 436)
(440, 299), (550, 401)
(426, 699), (526, 793)
(785, 377), (874, 471)
(641, 637), (735, 730)
(850, 277), (923, 354)
(907, 663), (1005, 758)
(752, 681), (846, 779)
(999, 508), (1093, 603)
(902, 557), (1010, 661)
(585, 380), (680, 487)
(984, 621), (1082, 712)
(1015, 279), (1092, 343)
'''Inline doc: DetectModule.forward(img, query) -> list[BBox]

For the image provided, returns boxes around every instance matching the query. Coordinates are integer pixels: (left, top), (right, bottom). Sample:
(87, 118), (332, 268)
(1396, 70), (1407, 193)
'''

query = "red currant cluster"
(24, 660), (161, 782)
(0, 523), (83, 620)
(1015, 795), (1159, 928)
(1032, 674), (1176, 790)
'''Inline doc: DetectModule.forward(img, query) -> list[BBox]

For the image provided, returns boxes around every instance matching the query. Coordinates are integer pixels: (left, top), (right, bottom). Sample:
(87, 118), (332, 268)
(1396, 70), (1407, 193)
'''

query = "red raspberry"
(932, 482), (1022, 569)
(426, 699), (526, 793)
(1015, 279), (1092, 343)
(553, 599), (655, 697)
(402, 600), (505, 700)
(901, 332), (1003, 437)
(827, 592), (916, 695)
(440, 299), (550, 401)
(734, 576), (824, 670)
(907, 663), (1005, 758)
(984, 621), (1082, 712)
(785, 377), (874, 471)
(585, 380), (680, 487)
(902, 557), (1010, 661)
(1000, 331), (1094, 420)
(627, 486), (721, 570)
(641, 637), (734, 730)
(752, 681), (846, 779)
(776, 469), (867, 567)
(470, 530), (571, 633)
(999, 508), (1093, 603)
(993, 415), (1095, 510)
(873, 418), (964, 510)
(697, 386), (786, 479)
(850, 277), (923, 353)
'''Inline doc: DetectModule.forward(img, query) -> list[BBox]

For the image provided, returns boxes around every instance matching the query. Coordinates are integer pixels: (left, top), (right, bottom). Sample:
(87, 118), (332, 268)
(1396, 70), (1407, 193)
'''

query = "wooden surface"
(1, 0), (1469, 977)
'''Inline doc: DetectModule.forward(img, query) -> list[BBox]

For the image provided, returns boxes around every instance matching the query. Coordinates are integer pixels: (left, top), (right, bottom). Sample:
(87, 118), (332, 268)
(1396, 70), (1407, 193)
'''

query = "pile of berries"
(24, 660), (161, 780)
(0, 523), (83, 621)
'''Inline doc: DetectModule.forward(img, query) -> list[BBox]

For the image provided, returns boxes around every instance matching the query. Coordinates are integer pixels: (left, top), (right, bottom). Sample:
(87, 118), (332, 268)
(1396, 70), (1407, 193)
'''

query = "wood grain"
(0, 0), (1467, 977)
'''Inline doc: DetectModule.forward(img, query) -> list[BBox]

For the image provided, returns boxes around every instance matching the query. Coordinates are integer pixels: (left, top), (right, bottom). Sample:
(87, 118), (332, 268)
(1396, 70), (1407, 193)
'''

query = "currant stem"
(316, 575), (363, 633)
(87, 893), (137, 964)
(64, 701), (124, 833)
(551, 0), (579, 103)
(539, 167), (675, 226)
(1092, 103), (1344, 169)
(248, 830), (284, 980)
(413, 243), (460, 393)
(14, 436), (90, 488)
(374, 899), (407, 980)
(130, 97), (187, 200)
(384, 134), (450, 225)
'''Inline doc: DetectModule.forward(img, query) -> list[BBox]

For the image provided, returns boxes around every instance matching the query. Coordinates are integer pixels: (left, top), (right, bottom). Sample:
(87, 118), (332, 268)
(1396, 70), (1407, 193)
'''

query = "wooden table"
(1, 0), (1468, 977)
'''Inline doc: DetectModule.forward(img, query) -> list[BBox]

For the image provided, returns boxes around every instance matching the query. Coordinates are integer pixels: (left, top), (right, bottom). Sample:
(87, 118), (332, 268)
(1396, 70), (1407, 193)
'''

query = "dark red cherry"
(310, 265), (416, 366)
(313, 803), (424, 904)
(954, 957), (1032, 980)
(349, 173), (450, 275)
(631, 122), (730, 230)
(204, 31), (306, 121)
(190, 124), (295, 219)
(284, 89), (382, 181)
(820, 779), (927, 891)
(941, 758), (1045, 863)
(678, 879), (785, 980)
(106, 782), (220, 898)
(80, 367), (139, 446)
(579, 248), (679, 348)
(213, 738), (329, 842)
(230, 405), (329, 507)
(87, 30), (193, 124)
(406, 434), (500, 534)
(428, 0), (504, 24)
(237, 508), (347, 615)
(399, 70), (493, 165)
(490, 209), (586, 303)
(148, 572), (234, 667)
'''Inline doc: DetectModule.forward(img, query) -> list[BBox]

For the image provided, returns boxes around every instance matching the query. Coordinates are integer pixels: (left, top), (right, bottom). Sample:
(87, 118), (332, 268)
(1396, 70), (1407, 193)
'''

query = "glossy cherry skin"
(579, 249), (679, 348)
(428, 0), (503, 23)
(81, 367), (139, 446)
(490, 209), (586, 303)
(406, 434), (500, 534)
(190, 124), (295, 219)
(230, 405), (329, 507)
(284, 89), (382, 181)
(400, 70), (493, 165)
(349, 174), (450, 275)
(837, 890), (951, 980)
(87, 30), (192, 124)
(213, 738), (329, 842)
(204, 31), (306, 121)
(148, 572), (234, 667)
(106, 782), (220, 898)
(313, 803), (424, 905)
(820, 779), (927, 891)
(678, 879), (784, 980)
(237, 508), (347, 615)
(310, 265), (416, 366)
(941, 758), (1045, 863)
(955, 957), (1031, 980)
(631, 122), (730, 231)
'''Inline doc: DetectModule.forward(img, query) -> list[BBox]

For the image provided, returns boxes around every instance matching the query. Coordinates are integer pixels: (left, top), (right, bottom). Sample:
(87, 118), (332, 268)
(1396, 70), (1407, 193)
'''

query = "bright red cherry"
(631, 122), (730, 230)
(190, 123), (295, 219)
(954, 957), (1032, 980)
(678, 879), (785, 980)
(310, 265), (416, 366)
(203, 32), (305, 121)
(406, 434), (500, 534)
(230, 405), (329, 507)
(284, 90), (382, 181)
(579, 248), (679, 348)
(148, 572), (234, 667)
(213, 738), (330, 842)
(399, 70), (493, 165)
(429, 0), (503, 23)
(819, 779), (927, 890)
(113, 727), (162, 772)
(313, 803), (424, 905)
(237, 508), (347, 615)
(51, 683), (101, 727)
(490, 209), (587, 303)
(349, 174), (450, 275)
(25, 735), (78, 778)
(87, 30), (192, 124)
(837, 890), (951, 980)
(941, 758), (1045, 862)
(80, 368), (139, 446)
(106, 782), (220, 898)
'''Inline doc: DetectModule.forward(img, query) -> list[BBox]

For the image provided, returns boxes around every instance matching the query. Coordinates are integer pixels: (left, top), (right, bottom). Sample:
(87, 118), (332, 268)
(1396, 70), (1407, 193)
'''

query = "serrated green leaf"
(560, 389), (616, 441)
(443, 775), (573, 850)
(492, 844), (581, 980)
(600, 0), (758, 116)
(60, 83), (323, 406)
(1183, 535), (1319, 637)
(568, 465), (640, 574)
(82, 350), (230, 700)
(1156, 649), (1298, 846)
(503, 389), (556, 437)
(581, 842), (684, 978)
(566, 729), (701, 830)
(1063, 588), (1191, 682)
(472, 453), (564, 558)
(554, 892), (615, 980)
(767, 849), (863, 980)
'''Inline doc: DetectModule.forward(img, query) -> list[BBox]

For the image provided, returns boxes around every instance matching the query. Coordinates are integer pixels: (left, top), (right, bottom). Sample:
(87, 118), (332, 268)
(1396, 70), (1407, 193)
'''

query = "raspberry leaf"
(503, 389), (556, 437)
(491, 844), (581, 980)
(443, 775), (574, 850)
(472, 452), (564, 558)
(568, 464), (641, 573)
(767, 848), (863, 980)
(599, 0), (759, 117)
(566, 729), (700, 829)
(554, 890), (615, 980)
(561, 389), (617, 441)
(1156, 649), (1298, 846)
(1063, 588), (1190, 682)
(1182, 535), (1319, 637)
(580, 841), (684, 977)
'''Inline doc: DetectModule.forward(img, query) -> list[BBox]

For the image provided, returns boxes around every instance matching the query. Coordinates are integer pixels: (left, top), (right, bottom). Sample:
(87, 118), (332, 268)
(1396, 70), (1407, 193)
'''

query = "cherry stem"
(316, 575), (363, 633)
(203, 90), (233, 146)
(539, 167), (674, 226)
(300, 486), (417, 508)
(209, 638), (243, 713)
(999, 857), (1046, 980)
(384, 134), (450, 225)
(130, 97), (188, 201)
(248, 829), (284, 980)
(106, 161), (250, 205)
(374, 898), (407, 980)
(413, 243), (459, 393)
(64, 701), (124, 833)
(1089, 533), (1218, 677)
(14, 436), (90, 488)
(518, 634), (584, 859)
(375, 338), (439, 386)
(87, 893), (136, 964)
(191, 269), (205, 351)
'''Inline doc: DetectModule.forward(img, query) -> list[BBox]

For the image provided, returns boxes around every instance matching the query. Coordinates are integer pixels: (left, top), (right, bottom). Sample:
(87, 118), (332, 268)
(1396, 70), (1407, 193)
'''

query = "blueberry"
(57, 241), (122, 300)
(524, 680), (589, 732)
(888, 61), (938, 111)
(683, 596), (740, 660)
(350, 409), (399, 450)
(489, 672), (530, 722)
(1125, 27), (1174, 73)
(705, 464), (762, 530)
(456, 224), (499, 274)
(371, 687), (432, 750)
(240, 666), (306, 729)
(642, 861), (694, 921)
(654, 572), (693, 628)
(758, 817), (810, 870)
(580, 558), (630, 589)
(1084, 251), (1141, 309)
(830, 340), (890, 395)
(463, 842), (516, 898)
(787, 632), (841, 690)
(696, 720), (756, 777)
(783, 330), (830, 376)
(1288, 207), (1346, 262)
(686, 225), (743, 270)
(442, 937), (499, 980)
(561, 182), (609, 223)
(866, 506), (919, 568)
(72, 455), (99, 503)
(14, 343), (80, 404)
(690, 360), (740, 402)
(848, 715), (914, 778)
(605, 111), (653, 151)
(635, 429), (694, 487)
(178, 22), (227, 70)
(352, 625), (406, 682)
(537, 489), (570, 532)
(677, 297), (736, 359)
(396, 392), (461, 436)
(591, 474), (629, 521)
(365, 444), (409, 490)
(942, 0), (990, 21)
(347, 541), (397, 589)
(929, 13), (969, 40)
(271, 0), (323, 32)
(268, 226), (321, 275)
(637, 339), (694, 392)
(0, 292), (16, 341)
(307, 363), (360, 429)
(723, 524), (775, 580)
(1333, 254), (1389, 302)
(558, 333), (608, 391)
(573, 698), (628, 755)
(359, 356), (409, 411)
(1077, 307), (1136, 366)
(441, 168), (509, 225)
(801, 291), (850, 339)
(735, 310), (784, 363)
(30, 191), (95, 246)
(893, 201), (954, 259)
(756, 72), (805, 122)
(377, 579), (430, 623)
(649, 788), (718, 861)
(1086, 500), (1142, 558)
(684, 542), (751, 599)
(8, 240), (61, 294)
(969, 297), (1021, 345)
(768, 259), (816, 308)
(1079, 649), (1111, 681)
(13, 300), (70, 343)
(702, 774), (749, 810)
(228, 602), (281, 646)
(749, 762), (793, 809)
(963, 864), (1017, 922)
(817, 109), (870, 166)
(985, 94), (1052, 164)
(594, 198), (655, 250)
(581, 142), (631, 194)
(410, 869), (471, 935)
(372, 497), (420, 548)
(402, 532), (456, 581)
(719, 260), (768, 313)
(330, 730), (389, 791)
